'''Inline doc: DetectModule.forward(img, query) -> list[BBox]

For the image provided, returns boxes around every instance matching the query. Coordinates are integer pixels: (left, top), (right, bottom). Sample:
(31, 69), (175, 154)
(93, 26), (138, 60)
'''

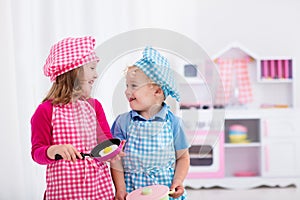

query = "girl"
(110, 46), (190, 200)
(31, 36), (121, 200)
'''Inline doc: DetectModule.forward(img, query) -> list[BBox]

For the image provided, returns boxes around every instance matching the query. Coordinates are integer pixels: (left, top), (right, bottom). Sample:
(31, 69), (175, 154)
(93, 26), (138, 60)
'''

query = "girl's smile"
(80, 61), (98, 98)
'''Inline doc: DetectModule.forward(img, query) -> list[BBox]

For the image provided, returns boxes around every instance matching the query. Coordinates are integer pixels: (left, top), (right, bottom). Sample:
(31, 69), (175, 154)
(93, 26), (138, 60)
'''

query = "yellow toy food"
(104, 146), (113, 154)
(99, 144), (118, 157)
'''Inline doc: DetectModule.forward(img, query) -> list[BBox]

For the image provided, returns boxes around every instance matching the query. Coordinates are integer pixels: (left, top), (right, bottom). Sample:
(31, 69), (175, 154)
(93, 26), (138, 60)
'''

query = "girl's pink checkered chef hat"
(43, 36), (99, 81)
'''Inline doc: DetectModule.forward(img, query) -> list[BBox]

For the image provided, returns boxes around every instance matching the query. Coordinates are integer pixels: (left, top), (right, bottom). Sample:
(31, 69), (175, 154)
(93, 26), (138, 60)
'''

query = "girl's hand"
(47, 144), (82, 163)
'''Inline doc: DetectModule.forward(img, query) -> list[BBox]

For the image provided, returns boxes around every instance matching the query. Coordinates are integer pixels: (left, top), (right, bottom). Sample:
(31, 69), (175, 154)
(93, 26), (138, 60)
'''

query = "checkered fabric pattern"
(123, 118), (186, 199)
(46, 100), (114, 200)
(215, 58), (253, 105)
(44, 36), (99, 81)
(235, 59), (253, 104)
(134, 46), (180, 101)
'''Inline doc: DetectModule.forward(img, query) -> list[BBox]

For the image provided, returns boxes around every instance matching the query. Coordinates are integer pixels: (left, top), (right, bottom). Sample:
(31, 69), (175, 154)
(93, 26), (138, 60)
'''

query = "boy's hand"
(169, 182), (185, 198)
(107, 140), (126, 163)
(114, 190), (127, 200)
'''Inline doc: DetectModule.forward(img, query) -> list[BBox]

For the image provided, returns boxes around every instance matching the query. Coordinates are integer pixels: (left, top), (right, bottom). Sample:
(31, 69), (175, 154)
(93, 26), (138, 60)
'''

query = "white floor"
(186, 186), (300, 200)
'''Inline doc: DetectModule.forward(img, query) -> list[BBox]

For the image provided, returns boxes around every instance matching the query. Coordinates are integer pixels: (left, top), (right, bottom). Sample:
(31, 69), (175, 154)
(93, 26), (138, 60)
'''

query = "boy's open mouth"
(129, 97), (136, 102)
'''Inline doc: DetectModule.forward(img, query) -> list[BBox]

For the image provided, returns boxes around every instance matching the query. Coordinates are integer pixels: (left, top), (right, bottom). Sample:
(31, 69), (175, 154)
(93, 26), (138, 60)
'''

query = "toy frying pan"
(55, 138), (124, 162)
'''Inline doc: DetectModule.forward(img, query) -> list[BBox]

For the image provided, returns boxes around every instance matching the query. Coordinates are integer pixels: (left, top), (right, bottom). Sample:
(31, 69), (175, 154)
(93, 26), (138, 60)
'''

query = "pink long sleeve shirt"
(31, 98), (112, 165)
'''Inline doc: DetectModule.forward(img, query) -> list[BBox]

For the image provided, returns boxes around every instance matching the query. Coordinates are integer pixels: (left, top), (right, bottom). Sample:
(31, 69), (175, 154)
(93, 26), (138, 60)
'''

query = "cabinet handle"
(263, 120), (269, 138)
(264, 146), (269, 172)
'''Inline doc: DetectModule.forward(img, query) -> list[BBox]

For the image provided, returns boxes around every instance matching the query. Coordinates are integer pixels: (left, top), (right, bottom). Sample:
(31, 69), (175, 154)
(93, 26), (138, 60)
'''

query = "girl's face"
(125, 67), (163, 118)
(79, 61), (98, 98)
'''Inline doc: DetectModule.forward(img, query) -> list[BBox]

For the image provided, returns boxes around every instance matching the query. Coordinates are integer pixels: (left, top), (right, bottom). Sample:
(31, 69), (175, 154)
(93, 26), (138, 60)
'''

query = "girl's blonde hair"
(43, 67), (83, 105)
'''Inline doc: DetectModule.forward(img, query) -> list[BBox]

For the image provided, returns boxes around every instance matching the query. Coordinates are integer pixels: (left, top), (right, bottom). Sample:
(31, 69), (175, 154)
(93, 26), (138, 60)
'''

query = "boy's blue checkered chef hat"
(134, 46), (180, 102)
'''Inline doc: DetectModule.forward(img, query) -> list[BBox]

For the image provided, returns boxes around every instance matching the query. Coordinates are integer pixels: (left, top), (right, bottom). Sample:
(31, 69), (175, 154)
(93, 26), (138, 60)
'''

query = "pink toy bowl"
(229, 124), (247, 133)
(234, 171), (257, 177)
(126, 185), (173, 200)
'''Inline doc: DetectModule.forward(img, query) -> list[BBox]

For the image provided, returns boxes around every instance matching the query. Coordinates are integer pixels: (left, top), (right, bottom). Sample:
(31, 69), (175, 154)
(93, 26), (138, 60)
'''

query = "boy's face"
(79, 61), (98, 98)
(125, 67), (162, 114)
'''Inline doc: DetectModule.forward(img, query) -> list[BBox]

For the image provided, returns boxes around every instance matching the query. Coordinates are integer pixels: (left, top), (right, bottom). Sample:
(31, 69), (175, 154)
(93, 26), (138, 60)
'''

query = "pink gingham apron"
(45, 100), (114, 200)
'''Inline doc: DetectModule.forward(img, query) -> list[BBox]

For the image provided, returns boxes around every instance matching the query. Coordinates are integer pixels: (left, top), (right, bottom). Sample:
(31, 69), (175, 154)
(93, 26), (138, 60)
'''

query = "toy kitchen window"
(184, 64), (198, 77)
(189, 145), (213, 166)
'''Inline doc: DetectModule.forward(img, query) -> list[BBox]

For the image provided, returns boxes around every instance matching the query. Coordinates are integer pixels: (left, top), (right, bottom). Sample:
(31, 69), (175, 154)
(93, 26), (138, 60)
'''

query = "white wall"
(0, 0), (26, 199)
(1, 0), (299, 199)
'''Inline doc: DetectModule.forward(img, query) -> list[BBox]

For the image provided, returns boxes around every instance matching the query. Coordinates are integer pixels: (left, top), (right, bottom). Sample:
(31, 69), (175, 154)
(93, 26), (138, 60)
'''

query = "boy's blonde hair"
(125, 66), (151, 81)
(126, 65), (165, 102)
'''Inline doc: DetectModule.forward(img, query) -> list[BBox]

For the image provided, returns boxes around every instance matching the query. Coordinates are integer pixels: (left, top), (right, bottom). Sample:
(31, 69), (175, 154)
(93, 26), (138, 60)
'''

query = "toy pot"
(126, 185), (175, 200)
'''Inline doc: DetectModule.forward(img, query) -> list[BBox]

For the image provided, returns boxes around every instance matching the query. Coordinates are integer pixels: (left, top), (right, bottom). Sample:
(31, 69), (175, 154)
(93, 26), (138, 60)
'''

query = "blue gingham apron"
(123, 115), (186, 200)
